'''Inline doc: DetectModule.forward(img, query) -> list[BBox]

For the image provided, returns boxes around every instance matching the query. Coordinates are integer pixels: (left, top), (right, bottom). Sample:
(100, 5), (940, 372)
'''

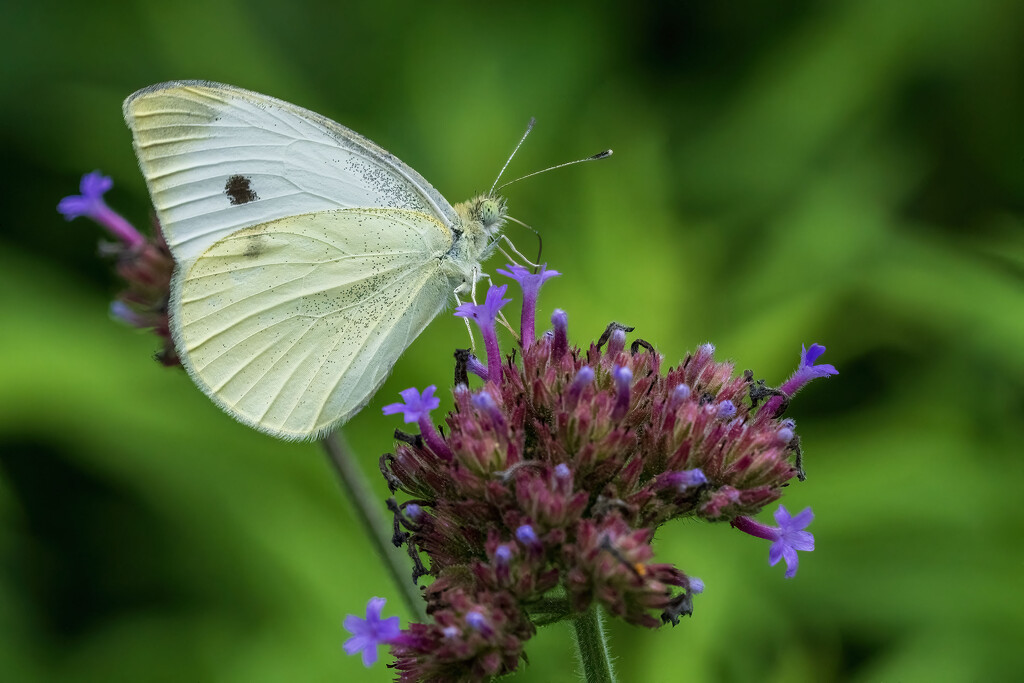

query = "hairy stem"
(571, 604), (617, 683)
(321, 431), (426, 621)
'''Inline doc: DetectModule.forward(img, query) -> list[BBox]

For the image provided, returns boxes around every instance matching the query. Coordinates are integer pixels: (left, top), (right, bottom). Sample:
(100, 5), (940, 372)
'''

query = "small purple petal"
(343, 597), (401, 668)
(716, 400), (736, 419)
(779, 343), (839, 396)
(382, 386), (440, 423)
(688, 577), (705, 594)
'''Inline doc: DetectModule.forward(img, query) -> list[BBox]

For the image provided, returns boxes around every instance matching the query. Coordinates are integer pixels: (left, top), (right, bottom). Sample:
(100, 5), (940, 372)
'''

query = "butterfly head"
(468, 194), (507, 235)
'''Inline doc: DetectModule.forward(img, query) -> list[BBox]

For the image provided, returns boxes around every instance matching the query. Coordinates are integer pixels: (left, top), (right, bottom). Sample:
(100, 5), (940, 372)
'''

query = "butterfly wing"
(174, 207), (456, 440)
(123, 80), (458, 264)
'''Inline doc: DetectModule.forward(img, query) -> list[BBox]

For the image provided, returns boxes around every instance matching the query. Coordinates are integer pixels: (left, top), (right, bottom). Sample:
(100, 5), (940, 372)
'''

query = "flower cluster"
(363, 266), (835, 680)
(58, 172), (178, 365)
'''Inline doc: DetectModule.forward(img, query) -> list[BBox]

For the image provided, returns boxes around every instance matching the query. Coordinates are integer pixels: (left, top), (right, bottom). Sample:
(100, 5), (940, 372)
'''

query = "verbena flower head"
(343, 597), (402, 667)
(57, 171), (178, 365)
(378, 263), (834, 679)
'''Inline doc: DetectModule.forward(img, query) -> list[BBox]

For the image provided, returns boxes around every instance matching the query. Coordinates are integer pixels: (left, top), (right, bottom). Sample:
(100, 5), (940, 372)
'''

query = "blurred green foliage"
(2, 0), (1023, 681)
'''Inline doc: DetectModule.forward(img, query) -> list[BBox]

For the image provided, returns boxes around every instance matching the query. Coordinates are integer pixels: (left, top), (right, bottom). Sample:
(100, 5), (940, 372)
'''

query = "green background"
(2, 1), (1022, 681)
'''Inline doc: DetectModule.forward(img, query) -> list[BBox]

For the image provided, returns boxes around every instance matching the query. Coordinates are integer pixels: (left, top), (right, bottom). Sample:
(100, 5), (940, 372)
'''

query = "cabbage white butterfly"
(123, 81), (512, 440)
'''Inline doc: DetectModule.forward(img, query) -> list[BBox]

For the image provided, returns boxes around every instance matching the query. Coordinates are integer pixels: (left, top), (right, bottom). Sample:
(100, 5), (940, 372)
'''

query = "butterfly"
(123, 81), (511, 440)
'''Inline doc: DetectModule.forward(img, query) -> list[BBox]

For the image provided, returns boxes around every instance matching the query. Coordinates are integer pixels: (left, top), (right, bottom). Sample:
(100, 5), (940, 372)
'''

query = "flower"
(58, 171), (178, 365)
(343, 597), (401, 667)
(731, 504), (815, 578)
(377, 264), (834, 676)
(496, 264), (560, 350)
(383, 386), (441, 423)
(454, 285), (512, 383)
(58, 171), (144, 248)
(779, 343), (839, 396)
(383, 386), (451, 459)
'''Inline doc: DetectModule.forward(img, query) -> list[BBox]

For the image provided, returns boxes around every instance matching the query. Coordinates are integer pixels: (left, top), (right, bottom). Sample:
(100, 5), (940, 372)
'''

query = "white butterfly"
(123, 81), (509, 440)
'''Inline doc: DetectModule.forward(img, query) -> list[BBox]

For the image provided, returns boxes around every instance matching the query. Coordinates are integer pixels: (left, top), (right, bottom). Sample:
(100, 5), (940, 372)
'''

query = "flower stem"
(571, 604), (618, 683)
(321, 431), (426, 621)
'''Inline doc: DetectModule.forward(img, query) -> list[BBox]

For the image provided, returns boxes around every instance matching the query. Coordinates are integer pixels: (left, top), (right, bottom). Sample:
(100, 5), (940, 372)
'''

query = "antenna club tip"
(592, 149), (613, 159)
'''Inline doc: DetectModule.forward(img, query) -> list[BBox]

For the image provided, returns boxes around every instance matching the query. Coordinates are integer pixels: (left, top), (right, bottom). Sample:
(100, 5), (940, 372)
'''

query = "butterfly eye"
(479, 198), (503, 227)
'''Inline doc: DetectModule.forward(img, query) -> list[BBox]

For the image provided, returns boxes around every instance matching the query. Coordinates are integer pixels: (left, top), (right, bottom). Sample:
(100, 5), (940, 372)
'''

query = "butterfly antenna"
(496, 149), (613, 192)
(506, 216), (543, 268)
(490, 117), (537, 196)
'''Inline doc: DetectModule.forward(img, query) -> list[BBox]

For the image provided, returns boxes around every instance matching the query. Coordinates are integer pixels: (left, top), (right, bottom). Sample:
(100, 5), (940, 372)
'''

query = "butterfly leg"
(453, 288), (477, 351)
(500, 235), (541, 268)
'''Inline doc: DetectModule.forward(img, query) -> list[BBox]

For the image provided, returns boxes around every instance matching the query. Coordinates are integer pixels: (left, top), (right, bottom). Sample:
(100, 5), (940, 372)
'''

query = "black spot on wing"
(224, 175), (259, 205)
(243, 234), (266, 259)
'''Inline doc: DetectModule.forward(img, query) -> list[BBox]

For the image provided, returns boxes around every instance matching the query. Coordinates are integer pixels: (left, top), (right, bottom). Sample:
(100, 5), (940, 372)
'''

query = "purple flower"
(779, 343), (838, 396)
(731, 505), (815, 578)
(57, 171), (144, 248)
(716, 400), (737, 420)
(455, 285), (511, 384)
(383, 386), (451, 459)
(496, 264), (560, 350)
(343, 597), (401, 667)
(382, 386), (441, 423)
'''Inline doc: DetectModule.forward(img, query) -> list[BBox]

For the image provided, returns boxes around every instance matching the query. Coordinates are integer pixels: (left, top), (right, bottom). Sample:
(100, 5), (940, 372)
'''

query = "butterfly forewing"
(123, 81), (458, 263)
(175, 208), (455, 439)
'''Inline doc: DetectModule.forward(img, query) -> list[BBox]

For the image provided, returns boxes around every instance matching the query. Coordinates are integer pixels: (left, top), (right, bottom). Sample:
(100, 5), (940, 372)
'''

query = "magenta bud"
(668, 384), (691, 413)
(607, 328), (626, 358)
(551, 309), (568, 359)
(612, 365), (633, 419)
(716, 400), (737, 419)
(568, 366), (594, 408)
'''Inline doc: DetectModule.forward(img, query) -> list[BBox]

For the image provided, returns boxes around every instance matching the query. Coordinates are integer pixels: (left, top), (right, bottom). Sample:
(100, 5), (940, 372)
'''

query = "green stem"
(571, 604), (618, 683)
(321, 431), (426, 621)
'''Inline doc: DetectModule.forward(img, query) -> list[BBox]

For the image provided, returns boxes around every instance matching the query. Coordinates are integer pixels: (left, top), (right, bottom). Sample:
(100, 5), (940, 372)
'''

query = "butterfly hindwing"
(174, 207), (456, 439)
(123, 81), (458, 264)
